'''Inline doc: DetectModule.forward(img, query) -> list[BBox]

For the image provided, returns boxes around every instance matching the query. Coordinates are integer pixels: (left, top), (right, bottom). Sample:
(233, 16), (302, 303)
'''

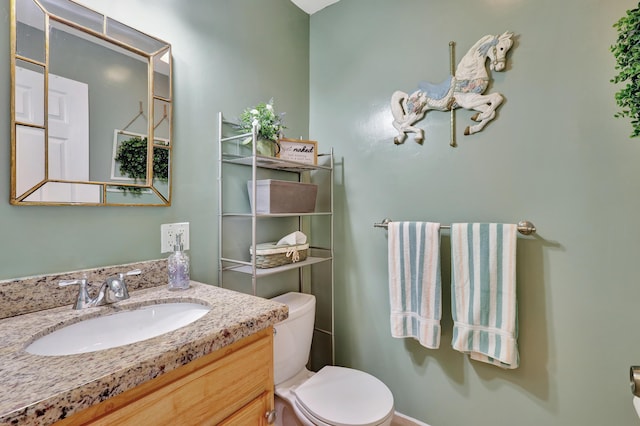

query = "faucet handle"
(59, 275), (93, 310)
(59, 279), (81, 287)
(118, 269), (142, 279)
(58, 278), (87, 287)
(59, 276), (88, 288)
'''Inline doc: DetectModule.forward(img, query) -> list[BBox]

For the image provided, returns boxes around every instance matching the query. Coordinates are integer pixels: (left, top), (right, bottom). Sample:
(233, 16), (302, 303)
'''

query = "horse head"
(487, 31), (514, 72)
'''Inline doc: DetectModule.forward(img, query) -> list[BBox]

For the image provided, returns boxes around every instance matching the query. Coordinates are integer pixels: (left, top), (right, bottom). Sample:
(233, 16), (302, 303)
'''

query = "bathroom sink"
(25, 302), (210, 356)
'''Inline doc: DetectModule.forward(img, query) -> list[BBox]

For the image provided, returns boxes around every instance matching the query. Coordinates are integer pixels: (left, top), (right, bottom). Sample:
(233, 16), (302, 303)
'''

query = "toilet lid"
(293, 366), (394, 426)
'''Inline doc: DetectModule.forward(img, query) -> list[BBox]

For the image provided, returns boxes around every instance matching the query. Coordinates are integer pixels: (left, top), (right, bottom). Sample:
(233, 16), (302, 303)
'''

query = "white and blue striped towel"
(451, 223), (519, 369)
(388, 222), (441, 349)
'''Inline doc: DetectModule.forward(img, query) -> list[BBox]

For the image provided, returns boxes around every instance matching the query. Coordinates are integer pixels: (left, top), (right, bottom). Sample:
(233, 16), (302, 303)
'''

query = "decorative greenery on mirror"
(611, 4), (640, 138)
(10, 0), (173, 206)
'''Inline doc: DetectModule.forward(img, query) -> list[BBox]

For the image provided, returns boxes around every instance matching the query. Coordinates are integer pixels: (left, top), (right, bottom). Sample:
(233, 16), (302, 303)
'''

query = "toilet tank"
(271, 292), (316, 385)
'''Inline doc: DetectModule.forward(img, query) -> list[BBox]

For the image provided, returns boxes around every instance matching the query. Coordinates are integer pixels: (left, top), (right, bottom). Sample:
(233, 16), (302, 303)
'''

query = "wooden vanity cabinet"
(55, 327), (275, 426)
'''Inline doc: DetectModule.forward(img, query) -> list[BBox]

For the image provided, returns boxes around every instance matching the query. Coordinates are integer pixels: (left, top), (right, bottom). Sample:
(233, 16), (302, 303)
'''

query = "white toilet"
(271, 292), (395, 426)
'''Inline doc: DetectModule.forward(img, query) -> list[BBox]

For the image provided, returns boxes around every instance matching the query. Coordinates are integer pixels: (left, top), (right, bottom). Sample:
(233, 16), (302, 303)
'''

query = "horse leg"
(466, 110), (495, 135)
(407, 125), (425, 143)
(391, 90), (432, 144)
(394, 133), (408, 145)
(392, 121), (408, 145)
(393, 120), (424, 144)
(473, 93), (503, 122)
(469, 93), (504, 133)
(470, 105), (489, 122)
(392, 109), (428, 144)
(456, 93), (503, 135)
(391, 91), (410, 144)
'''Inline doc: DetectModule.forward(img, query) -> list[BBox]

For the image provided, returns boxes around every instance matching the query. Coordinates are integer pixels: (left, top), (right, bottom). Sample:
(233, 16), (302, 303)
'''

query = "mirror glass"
(11, 0), (172, 206)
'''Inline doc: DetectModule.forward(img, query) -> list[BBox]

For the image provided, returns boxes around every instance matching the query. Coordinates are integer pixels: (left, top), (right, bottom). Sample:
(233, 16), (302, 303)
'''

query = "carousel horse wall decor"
(391, 31), (514, 145)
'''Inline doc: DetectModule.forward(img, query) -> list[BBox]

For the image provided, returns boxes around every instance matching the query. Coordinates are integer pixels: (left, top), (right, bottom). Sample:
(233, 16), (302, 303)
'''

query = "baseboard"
(392, 411), (431, 426)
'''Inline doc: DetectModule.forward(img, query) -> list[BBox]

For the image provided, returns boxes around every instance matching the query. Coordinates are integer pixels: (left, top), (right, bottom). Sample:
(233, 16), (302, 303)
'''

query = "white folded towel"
(388, 222), (441, 349)
(450, 223), (519, 369)
(277, 231), (307, 246)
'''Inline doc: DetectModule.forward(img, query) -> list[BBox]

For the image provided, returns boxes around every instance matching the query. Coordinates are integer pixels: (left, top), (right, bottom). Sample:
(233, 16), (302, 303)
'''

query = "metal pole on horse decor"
(449, 41), (456, 148)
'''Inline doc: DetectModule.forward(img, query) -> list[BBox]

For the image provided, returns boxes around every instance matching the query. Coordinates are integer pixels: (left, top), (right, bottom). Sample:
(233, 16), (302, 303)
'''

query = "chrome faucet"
(59, 269), (142, 310)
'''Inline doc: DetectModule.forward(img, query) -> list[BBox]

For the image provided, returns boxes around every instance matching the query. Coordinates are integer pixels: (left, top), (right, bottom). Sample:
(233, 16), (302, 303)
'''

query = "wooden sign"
(277, 138), (318, 165)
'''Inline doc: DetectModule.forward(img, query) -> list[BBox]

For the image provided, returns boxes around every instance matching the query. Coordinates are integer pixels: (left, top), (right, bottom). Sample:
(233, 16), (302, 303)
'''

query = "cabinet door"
(219, 392), (272, 426)
(56, 328), (273, 426)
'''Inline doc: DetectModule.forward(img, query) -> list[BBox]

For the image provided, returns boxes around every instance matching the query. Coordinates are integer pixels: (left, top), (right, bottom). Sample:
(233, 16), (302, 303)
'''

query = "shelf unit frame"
(217, 112), (335, 365)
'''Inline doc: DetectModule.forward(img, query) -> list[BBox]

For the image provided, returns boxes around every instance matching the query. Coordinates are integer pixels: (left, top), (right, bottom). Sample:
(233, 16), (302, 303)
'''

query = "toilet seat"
(292, 366), (394, 426)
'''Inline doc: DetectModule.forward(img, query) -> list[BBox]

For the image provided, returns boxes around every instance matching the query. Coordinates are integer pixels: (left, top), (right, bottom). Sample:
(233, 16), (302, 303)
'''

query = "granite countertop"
(0, 281), (288, 425)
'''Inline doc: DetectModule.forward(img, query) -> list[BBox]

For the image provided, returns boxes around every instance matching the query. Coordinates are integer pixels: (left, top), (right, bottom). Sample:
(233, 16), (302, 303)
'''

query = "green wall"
(310, 0), (640, 424)
(0, 0), (309, 279)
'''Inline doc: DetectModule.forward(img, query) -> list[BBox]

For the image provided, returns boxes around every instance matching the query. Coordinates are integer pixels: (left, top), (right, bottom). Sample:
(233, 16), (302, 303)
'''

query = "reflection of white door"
(15, 66), (99, 202)
(15, 66), (45, 197)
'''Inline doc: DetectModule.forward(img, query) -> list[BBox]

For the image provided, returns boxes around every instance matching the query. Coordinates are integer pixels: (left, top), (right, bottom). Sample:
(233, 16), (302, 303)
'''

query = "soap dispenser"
(168, 233), (190, 290)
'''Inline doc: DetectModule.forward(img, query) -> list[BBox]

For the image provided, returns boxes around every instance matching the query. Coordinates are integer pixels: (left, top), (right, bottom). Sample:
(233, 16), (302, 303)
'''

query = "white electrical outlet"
(161, 222), (190, 253)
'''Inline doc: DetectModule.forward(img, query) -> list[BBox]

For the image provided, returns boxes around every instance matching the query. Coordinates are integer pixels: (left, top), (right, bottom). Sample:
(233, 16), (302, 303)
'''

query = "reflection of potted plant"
(238, 98), (286, 156)
(114, 136), (169, 195)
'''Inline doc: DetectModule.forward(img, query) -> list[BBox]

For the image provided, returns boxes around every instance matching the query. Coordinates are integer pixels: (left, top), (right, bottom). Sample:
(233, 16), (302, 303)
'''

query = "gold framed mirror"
(10, 0), (172, 206)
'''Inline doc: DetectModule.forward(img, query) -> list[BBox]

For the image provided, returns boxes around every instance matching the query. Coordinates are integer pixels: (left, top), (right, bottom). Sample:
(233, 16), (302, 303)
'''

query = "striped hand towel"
(450, 223), (519, 369)
(388, 222), (441, 349)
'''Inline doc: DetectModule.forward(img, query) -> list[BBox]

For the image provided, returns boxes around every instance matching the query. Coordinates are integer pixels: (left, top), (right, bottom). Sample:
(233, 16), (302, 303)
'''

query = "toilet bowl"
(272, 292), (394, 426)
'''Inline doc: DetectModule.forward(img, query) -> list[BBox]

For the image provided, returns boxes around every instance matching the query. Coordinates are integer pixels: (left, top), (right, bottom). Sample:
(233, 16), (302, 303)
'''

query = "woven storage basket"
(250, 242), (309, 269)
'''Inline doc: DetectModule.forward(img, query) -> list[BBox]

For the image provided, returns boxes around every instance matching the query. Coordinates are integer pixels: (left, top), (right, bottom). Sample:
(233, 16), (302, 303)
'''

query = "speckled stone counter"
(0, 259), (170, 320)
(0, 281), (288, 425)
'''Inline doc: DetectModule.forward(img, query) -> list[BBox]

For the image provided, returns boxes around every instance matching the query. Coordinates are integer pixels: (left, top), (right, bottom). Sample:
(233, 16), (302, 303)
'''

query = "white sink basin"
(26, 302), (210, 356)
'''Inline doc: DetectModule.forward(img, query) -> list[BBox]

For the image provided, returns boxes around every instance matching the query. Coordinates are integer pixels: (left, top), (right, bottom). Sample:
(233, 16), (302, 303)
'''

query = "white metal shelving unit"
(217, 112), (335, 365)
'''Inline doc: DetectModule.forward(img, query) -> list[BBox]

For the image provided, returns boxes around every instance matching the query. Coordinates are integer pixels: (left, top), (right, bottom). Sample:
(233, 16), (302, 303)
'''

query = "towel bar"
(373, 218), (536, 235)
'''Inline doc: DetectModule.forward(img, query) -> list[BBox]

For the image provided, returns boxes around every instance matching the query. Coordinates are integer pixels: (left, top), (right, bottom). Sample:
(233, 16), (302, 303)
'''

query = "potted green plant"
(238, 98), (286, 156)
(611, 4), (640, 137)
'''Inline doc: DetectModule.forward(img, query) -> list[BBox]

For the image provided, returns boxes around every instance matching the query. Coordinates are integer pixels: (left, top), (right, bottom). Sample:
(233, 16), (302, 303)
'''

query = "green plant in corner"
(611, 3), (640, 138)
(114, 136), (169, 195)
